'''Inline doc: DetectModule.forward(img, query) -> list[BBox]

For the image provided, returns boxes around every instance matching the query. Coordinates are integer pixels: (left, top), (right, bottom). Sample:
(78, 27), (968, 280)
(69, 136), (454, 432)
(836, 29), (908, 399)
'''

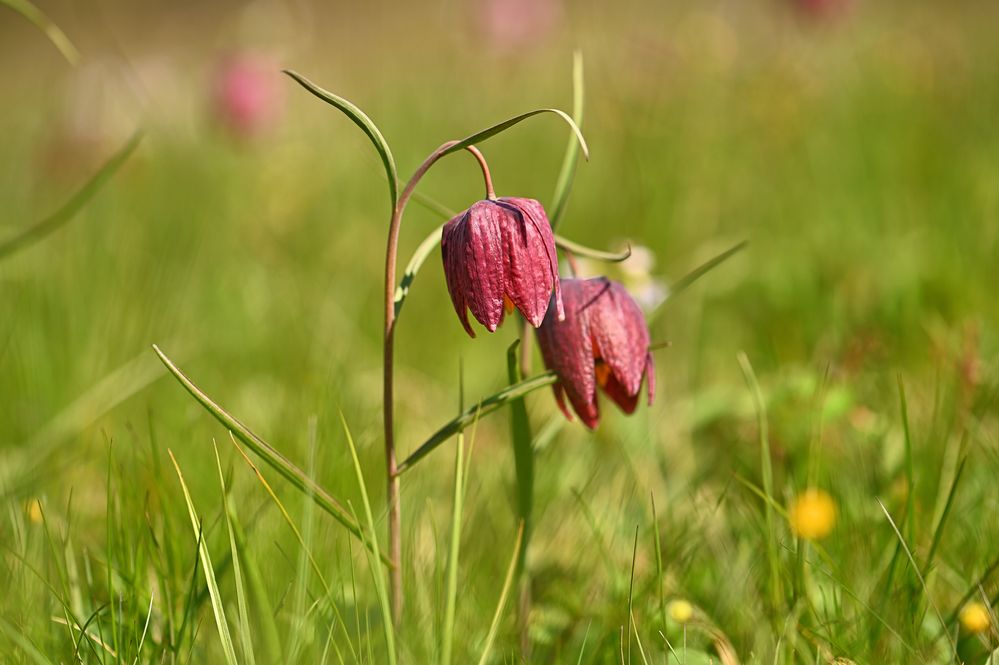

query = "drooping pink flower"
(442, 197), (563, 336)
(213, 54), (282, 138)
(535, 277), (655, 429)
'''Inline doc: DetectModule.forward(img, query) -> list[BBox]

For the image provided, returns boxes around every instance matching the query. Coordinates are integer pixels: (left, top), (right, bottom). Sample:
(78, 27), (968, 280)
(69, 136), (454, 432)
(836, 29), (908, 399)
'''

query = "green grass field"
(2, 1), (999, 662)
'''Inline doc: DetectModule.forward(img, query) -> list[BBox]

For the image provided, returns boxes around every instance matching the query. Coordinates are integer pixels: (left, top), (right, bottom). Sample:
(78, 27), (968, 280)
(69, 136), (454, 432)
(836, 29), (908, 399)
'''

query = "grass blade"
(338, 412), (396, 665)
(0, 132), (141, 260)
(168, 449), (239, 665)
(0, 0), (79, 65)
(284, 70), (398, 210)
(151, 344), (382, 561)
(553, 234), (630, 262)
(441, 366), (470, 665)
(876, 499), (958, 659)
(213, 443), (256, 665)
(396, 371), (558, 474)
(475, 521), (526, 665)
(738, 352), (784, 616)
(551, 50), (585, 230)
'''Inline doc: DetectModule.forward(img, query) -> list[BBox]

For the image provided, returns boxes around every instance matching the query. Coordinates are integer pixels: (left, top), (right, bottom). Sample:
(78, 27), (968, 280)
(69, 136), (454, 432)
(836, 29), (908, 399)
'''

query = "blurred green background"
(2, 0), (998, 662)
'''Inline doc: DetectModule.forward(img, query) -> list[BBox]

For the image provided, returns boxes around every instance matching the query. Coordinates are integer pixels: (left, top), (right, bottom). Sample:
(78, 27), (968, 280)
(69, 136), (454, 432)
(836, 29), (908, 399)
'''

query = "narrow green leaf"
(338, 413), (396, 665)
(442, 107), (588, 163)
(553, 234), (630, 262)
(665, 240), (747, 299)
(475, 522), (525, 665)
(0, 0), (80, 65)
(0, 132), (141, 261)
(283, 70), (398, 210)
(877, 499), (958, 660)
(213, 443), (256, 665)
(441, 375), (468, 665)
(396, 371), (558, 474)
(551, 50), (585, 230)
(151, 345), (380, 560)
(738, 352), (784, 616)
(506, 341), (534, 577)
(168, 450), (239, 665)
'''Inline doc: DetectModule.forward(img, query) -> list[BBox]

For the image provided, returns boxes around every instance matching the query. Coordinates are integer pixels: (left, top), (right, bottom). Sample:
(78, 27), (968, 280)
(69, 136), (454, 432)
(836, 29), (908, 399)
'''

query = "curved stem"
(383, 141), (497, 626)
(464, 145), (496, 200)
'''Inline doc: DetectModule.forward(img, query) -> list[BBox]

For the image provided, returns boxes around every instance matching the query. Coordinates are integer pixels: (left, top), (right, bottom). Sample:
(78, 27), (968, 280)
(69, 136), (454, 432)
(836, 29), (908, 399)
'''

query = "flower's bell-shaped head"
(535, 277), (655, 429)
(441, 197), (563, 336)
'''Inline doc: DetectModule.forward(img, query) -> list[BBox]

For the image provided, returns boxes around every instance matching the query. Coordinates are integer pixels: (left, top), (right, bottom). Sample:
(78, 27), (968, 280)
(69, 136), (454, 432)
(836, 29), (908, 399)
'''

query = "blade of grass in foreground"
(396, 371), (558, 473)
(0, 0), (80, 65)
(0, 132), (141, 261)
(550, 49), (585, 230)
(877, 499), (958, 660)
(339, 413), (396, 665)
(168, 450), (238, 665)
(738, 352), (783, 617)
(476, 521), (525, 665)
(213, 443), (256, 665)
(152, 345), (383, 562)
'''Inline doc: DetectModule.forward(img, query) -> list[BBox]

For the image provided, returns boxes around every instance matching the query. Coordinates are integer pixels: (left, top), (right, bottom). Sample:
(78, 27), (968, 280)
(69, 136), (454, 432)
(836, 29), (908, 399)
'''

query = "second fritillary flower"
(535, 277), (655, 429)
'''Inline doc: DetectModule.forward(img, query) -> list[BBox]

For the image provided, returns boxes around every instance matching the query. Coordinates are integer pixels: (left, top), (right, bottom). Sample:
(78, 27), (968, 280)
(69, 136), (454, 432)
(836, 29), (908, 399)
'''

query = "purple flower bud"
(441, 197), (563, 336)
(535, 277), (655, 429)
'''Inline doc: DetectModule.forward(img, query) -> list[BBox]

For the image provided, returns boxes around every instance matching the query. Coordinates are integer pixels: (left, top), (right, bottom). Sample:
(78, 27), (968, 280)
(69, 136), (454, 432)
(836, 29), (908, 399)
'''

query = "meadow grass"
(2, 1), (999, 662)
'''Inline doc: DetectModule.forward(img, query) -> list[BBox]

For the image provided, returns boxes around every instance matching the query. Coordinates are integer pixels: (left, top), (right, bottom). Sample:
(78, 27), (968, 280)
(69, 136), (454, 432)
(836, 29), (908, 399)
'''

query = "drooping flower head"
(442, 197), (563, 336)
(535, 277), (655, 429)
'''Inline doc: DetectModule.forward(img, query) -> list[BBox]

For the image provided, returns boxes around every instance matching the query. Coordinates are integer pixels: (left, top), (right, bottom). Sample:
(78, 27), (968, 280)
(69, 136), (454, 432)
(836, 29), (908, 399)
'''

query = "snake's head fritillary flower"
(441, 197), (563, 337)
(535, 277), (655, 429)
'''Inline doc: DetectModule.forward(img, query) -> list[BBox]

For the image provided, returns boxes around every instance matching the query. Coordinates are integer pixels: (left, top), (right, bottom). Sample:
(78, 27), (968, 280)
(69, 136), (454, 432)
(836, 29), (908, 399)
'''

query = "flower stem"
(383, 141), (498, 627)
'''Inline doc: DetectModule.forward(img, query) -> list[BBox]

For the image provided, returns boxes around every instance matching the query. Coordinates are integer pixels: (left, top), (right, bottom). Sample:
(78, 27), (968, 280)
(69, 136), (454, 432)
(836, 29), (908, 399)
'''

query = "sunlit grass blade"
(553, 234), (630, 262)
(228, 434), (358, 664)
(152, 345), (380, 559)
(551, 50), (585, 230)
(924, 452), (966, 577)
(649, 241), (747, 324)
(876, 498), (957, 659)
(0, 0), (79, 65)
(506, 340), (534, 656)
(0, 131), (141, 261)
(443, 108), (588, 163)
(0, 616), (55, 665)
(651, 493), (667, 633)
(213, 442), (256, 665)
(338, 412), (396, 665)
(475, 521), (525, 665)
(442, 364), (476, 665)
(396, 371), (557, 473)
(168, 449), (239, 665)
(283, 70), (398, 210)
(738, 352), (783, 616)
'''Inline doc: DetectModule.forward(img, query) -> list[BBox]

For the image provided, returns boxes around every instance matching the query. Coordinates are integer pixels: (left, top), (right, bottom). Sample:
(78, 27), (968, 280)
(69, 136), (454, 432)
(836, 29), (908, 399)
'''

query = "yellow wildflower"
(668, 599), (693, 624)
(959, 602), (992, 634)
(789, 489), (837, 541)
(26, 498), (43, 524)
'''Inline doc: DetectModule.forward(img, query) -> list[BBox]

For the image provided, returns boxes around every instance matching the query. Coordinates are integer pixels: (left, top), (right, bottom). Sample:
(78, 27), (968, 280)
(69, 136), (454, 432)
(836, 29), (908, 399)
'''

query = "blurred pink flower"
(213, 54), (282, 138)
(535, 278), (655, 429)
(477, 0), (563, 52)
